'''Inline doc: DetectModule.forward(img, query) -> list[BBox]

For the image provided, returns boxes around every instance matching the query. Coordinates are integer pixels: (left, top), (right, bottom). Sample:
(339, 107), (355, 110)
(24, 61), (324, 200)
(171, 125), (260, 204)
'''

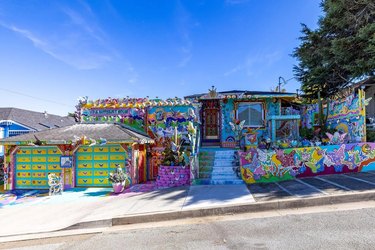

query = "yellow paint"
(77, 163), (93, 168)
(110, 154), (125, 161)
(64, 168), (72, 186)
(94, 179), (109, 185)
(17, 180), (31, 186)
(48, 164), (61, 170)
(77, 170), (93, 176)
(110, 146), (125, 153)
(77, 147), (93, 153)
(17, 157), (31, 163)
(77, 179), (93, 185)
(94, 154), (108, 160)
(18, 149), (31, 154)
(32, 156), (47, 162)
(271, 155), (281, 166)
(18, 172), (31, 177)
(48, 148), (61, 154)
(32, 149), (46, 154)
(78, 155), (92, 161)
(47, 156), (60, 162)
(94, 170), (109, 176)
(32, 172), (46, 178)
(362, 144), (371, 154)
(110, 162), (125, 168)
(241, 168), (256, 184)
(32, 180), (47, 186)
(18, 164), (31, 170)
(311, 149), (323, 161)
(94, 163), (108, 168)
(32, 164), (46, 170)
(94, 147), (109, 153)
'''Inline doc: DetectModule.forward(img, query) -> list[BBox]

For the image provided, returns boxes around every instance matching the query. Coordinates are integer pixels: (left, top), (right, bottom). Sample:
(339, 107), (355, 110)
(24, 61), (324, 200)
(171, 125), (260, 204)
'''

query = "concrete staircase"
(194, 148), (244, 185)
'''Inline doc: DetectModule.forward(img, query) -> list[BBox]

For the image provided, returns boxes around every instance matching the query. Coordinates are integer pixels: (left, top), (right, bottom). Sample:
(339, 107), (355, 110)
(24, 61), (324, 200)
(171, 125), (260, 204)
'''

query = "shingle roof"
(0, 123), (154, 145)
(0, 108), (76, 131)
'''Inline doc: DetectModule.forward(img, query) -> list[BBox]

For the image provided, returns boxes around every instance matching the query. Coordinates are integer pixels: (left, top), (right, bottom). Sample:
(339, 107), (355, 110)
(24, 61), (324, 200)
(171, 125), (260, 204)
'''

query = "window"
(237, 102), (264, 127)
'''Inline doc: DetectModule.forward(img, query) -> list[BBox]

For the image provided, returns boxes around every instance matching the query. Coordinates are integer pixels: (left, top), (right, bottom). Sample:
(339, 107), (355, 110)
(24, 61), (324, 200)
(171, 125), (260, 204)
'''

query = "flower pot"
(112, 182), (125, 194)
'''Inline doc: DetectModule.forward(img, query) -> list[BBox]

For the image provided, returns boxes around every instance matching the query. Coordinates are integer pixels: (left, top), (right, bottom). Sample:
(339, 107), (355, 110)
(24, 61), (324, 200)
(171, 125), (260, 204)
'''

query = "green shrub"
(367, 130), (375, 142)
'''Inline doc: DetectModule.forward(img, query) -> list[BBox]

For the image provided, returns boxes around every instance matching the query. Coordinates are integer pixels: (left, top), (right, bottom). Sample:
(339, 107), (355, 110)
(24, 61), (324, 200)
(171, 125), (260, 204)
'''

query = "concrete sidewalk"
(0, 184), (254, 237)
(2, 171), (375, 242)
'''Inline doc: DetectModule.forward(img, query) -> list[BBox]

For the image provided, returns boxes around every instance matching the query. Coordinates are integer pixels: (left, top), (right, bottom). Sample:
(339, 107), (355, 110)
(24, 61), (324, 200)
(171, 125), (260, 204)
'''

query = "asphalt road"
(3, 202), (375, 250)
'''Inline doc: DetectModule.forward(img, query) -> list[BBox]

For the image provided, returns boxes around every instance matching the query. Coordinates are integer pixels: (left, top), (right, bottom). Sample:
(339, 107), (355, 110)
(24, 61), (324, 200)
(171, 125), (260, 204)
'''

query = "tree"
(293, 0), (375, 99)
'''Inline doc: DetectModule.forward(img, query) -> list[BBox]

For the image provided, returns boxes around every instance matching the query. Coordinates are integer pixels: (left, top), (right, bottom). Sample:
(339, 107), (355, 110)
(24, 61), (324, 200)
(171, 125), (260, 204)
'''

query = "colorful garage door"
(15, 146), (62, 189)
(75, 144), (127, 187)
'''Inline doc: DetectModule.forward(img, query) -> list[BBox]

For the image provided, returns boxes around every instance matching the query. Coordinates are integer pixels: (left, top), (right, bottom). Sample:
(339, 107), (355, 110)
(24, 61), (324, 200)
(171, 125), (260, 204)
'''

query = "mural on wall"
(76, 97), (194, 135)
(147, 105), (196, 145)
(221, 98), (278, 148)
(221, 99), (236, 147)
(79, 97), (147, 133)
(240, 142), (375, 184)
(301, 89), (366, 142)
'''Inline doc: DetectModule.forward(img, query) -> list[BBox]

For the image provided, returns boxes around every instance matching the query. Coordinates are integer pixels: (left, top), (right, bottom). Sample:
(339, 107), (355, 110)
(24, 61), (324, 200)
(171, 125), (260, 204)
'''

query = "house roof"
(0, 108), (76, 131)
(0, 123), (154, 145)
(184, 90), (297, 99)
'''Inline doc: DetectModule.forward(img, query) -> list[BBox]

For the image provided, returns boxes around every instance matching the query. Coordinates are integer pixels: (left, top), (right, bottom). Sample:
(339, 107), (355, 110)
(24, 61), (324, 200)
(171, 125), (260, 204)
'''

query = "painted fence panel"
(239, 143), (375, 184)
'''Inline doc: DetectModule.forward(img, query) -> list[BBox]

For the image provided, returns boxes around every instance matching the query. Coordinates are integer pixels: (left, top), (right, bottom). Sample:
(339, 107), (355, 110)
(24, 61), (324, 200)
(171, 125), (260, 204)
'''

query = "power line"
(0, 87), (71, 107)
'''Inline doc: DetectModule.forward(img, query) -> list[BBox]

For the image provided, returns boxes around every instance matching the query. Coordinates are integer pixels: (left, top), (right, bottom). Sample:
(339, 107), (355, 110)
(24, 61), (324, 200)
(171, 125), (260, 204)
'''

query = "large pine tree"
(293, 0), (375, 99)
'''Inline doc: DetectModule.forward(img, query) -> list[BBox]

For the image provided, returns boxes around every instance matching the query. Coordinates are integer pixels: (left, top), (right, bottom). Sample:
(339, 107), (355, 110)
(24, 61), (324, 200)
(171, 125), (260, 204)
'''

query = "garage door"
(15, 146), (62, 189)
(75, 144), (127, 187)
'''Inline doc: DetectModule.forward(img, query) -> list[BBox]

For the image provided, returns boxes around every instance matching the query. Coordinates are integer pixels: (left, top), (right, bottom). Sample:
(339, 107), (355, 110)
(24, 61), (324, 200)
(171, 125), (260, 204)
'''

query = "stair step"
(210, 180), (244, 185)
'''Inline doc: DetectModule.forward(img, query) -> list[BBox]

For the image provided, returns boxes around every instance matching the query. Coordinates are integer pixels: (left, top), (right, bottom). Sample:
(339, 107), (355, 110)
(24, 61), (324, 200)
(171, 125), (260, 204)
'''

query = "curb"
(70, 190), (375, 229)
(2, 191), (375, 243)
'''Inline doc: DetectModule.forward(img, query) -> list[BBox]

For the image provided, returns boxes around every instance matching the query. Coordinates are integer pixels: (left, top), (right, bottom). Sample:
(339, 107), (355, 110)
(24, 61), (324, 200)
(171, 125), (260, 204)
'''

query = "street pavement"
(4, 202), (375, 250)
(1, 171), (375, 241)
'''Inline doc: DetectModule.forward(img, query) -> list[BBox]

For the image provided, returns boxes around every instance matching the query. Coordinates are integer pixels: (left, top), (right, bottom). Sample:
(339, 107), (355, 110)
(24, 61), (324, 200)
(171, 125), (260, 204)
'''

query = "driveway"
(248, 171), (375, 201)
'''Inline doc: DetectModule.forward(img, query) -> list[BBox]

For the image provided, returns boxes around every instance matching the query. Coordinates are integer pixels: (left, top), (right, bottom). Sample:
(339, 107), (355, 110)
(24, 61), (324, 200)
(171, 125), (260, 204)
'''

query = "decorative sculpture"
(326, 131), (347, 145)
(229, 119), (245, 147)
(48, 173), (63, 196)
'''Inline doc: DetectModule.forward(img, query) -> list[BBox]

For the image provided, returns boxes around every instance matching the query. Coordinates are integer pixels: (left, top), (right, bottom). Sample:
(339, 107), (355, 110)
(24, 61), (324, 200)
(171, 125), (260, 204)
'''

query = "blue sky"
(0, 0), (321, 116)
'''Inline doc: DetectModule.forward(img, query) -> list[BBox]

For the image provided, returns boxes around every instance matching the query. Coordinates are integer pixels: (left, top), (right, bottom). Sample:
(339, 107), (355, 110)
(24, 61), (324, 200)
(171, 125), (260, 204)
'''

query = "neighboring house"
(362, 77), (375, 119)
(0, 108), (76, 155)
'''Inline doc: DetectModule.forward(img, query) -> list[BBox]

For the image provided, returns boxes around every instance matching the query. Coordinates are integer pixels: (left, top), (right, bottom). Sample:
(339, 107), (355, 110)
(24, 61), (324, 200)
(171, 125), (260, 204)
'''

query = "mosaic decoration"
(156, 165), (190, 188)
(239, 143), (375, 184)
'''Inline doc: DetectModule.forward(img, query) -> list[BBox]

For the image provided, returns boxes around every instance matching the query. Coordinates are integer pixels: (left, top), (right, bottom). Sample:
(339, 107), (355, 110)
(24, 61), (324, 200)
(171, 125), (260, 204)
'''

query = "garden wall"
(239, 142), (375, 184)
(156, 165), (190, 188)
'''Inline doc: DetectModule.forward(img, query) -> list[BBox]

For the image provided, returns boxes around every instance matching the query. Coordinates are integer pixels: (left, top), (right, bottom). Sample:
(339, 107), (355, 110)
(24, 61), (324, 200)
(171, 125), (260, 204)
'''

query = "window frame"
(235, 101), (265, 128)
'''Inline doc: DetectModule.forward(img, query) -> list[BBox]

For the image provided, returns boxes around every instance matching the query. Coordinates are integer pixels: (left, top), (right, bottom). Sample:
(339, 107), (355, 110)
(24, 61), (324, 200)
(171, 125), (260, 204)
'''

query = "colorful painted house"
(185, 88), (300, 148)
(3, 85), (373, 190)
(0, 124), (153, 190)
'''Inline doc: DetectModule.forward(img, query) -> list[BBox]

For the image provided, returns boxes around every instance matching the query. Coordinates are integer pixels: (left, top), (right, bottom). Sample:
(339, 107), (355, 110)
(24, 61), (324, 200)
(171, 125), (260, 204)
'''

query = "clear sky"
(0, 0), (322, 116)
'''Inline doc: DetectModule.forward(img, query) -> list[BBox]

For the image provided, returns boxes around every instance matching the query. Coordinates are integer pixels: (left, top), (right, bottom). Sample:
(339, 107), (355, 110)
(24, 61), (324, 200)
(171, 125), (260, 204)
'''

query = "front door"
(201, 100), (221, 145)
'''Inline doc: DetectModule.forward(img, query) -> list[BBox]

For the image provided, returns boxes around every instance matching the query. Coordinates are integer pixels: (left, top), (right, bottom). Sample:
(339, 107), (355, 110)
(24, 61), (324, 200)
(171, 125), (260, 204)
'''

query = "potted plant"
(108, 167), (127, 193)
(161, 137), (186, 166)
(156, 137), (190, 188)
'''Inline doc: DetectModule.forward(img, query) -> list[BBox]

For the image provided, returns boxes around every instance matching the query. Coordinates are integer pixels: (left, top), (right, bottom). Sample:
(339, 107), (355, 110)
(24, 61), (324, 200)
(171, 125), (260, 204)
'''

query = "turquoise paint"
(15, 146), (61, 189)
